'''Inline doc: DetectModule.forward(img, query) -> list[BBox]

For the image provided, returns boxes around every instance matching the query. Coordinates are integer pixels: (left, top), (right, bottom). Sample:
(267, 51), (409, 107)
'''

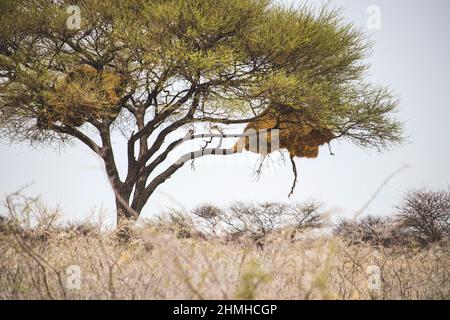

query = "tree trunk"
(115, 196), (140, 242)
(115, 195), (138, 227)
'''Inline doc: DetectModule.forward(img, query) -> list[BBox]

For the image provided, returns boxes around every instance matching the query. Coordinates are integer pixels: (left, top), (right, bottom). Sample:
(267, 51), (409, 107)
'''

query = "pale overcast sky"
(1, 0), (449, 224)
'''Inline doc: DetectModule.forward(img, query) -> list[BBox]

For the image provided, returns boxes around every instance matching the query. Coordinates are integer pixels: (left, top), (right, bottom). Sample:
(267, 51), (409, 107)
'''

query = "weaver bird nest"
(234, 104), (335, 196)
(37, 65), (125, 128)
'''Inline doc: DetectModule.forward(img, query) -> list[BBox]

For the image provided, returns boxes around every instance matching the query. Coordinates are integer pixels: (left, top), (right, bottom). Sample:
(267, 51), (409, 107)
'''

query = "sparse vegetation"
(335, 189), (450, 248)
(0, 0), (445, 302)
(396, 189), (450, 245)
(0, 189), (448, 300)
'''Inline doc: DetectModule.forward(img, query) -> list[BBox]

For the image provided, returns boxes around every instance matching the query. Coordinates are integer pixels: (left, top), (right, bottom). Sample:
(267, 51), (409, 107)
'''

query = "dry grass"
(0, 224), (448, 300)
(0, 192), (448, 300)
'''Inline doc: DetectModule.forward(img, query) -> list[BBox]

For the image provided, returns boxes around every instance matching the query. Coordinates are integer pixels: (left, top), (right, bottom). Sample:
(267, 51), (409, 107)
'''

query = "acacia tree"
(0, 0), (402, 226)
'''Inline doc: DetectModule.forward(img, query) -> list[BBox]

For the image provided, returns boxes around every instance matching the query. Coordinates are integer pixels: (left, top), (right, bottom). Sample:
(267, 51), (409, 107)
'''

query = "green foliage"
(0, 0), (402, 148)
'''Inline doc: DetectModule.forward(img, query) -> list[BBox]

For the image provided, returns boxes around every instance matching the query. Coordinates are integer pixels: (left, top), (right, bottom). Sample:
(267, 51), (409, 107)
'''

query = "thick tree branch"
(53, 125), (102, 155)
(191, 109), (269, 125)
(134, 147), (238, 212)
(128, 85), (197, 149)
(98, 125), (124, 194)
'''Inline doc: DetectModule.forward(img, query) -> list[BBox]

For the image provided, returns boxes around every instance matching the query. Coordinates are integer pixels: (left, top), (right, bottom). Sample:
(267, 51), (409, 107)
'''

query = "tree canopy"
(0, 0), (403, 225)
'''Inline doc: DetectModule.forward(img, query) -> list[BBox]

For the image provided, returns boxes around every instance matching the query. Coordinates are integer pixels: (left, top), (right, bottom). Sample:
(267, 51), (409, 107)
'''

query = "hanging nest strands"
(234, 105), (335, 196)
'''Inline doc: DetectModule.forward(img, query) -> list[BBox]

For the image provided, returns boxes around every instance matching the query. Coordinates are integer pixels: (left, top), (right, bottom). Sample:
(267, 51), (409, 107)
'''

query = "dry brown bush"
(396, 189), (450, 245)
(192, 201), (323, 244)
(0, 193), (448, 300)
(1, 224), (448, 300)
(335, 189), (450, 248)
(334, 216), (405, 247)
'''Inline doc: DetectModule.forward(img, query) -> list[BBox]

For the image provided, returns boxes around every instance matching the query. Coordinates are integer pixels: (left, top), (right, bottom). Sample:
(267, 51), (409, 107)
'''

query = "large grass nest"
(234, 105), (335, 158)
(37, 65), (125, 128)
(234, 104), (335, 196)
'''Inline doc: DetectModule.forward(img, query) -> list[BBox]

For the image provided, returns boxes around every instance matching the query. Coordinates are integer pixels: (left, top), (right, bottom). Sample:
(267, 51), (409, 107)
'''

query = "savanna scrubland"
(0, 189), (448, 300)
(0, 0), (448, 301)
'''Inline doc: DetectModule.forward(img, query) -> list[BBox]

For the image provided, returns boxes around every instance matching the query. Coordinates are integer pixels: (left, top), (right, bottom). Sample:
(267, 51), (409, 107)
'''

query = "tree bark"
(116, 199), (132, 227)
